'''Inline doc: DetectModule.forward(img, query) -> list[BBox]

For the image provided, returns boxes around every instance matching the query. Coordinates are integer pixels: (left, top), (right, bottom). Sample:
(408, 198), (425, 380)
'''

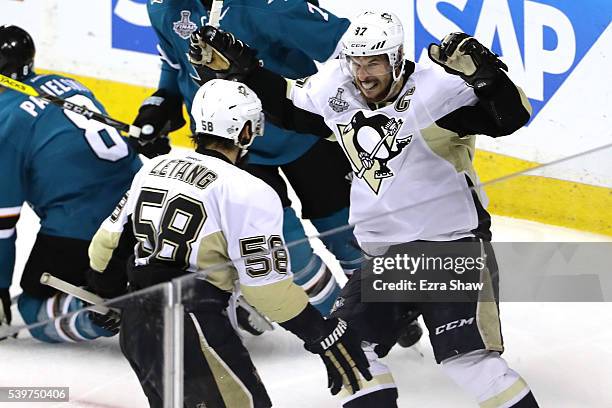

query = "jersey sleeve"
(0, 123), (27, 289)
(225, 181), (308, 323)
(265, 1), (350, 62)
(88, 165), (142, 276)
(246, 66), (332, 138)
(148, 8), (182, 95)
(436, 71), (532, 137)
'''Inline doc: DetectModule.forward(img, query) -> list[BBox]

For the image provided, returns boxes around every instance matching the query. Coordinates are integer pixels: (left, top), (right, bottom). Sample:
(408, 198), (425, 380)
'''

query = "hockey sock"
(441, 350), (539, 407)
(18, 292), (115, 343)
(283, 207), (339, 315)
(310, 207), (363, 275)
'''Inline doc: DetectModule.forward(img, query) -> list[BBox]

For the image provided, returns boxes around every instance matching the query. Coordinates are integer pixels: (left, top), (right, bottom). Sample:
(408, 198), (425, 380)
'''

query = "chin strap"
(379, 59), (407, 104)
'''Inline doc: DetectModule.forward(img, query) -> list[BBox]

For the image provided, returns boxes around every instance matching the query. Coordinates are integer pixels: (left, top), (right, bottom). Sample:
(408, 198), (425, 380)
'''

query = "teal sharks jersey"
(147, 0), (350, 165)
(0, 73), (142, 287)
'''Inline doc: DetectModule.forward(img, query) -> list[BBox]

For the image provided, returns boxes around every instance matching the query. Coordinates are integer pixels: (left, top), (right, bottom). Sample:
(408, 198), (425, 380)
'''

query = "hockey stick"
(39, 273), (113, 315)
(0, 73), (142, 138)
(202, 0), (224, 63)
(236, 295), (274, 332)
(357, 130), (388, 179)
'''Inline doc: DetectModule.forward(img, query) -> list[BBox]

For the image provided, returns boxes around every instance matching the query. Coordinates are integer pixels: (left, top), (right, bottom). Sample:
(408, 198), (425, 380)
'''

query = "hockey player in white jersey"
(86, 79), (371, 407)
(191, 10), (538, 408)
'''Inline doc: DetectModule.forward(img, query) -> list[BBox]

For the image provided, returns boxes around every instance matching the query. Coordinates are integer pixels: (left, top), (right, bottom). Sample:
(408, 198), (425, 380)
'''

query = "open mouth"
(360, 80), (377, 91)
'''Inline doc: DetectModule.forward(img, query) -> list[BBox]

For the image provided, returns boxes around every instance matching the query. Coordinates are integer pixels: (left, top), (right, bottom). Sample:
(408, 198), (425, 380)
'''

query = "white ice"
(3, 203), (611, 408)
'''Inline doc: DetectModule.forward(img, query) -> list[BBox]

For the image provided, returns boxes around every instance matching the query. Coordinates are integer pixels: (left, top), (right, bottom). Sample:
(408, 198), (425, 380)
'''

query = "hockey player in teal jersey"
(138, 0), (363, 319)
(0, 26), (141, 342)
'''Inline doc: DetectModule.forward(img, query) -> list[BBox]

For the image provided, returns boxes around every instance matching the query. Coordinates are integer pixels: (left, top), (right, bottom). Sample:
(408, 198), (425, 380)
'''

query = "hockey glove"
(189, 26), (262, 82)
(129, 134), (171, 159)
(132, 89), (185, 147)
(0, 288), (13, 340)
(0, 288), (10, 326)
(304, 317), (372, 395)
(281, 304), (372, 395)
(88, 309), (121, 336)
(428, 32), (508, 91)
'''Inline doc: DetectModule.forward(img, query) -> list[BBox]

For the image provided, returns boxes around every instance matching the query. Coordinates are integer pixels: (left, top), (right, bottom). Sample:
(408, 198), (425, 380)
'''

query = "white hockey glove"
(428, 32), (508, 91)
(359, 151), (375, 170)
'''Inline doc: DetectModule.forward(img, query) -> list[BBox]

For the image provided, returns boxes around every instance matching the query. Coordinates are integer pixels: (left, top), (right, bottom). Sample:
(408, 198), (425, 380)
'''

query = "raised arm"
(189, 26), (332, 138)
(429, 32), (532, 137)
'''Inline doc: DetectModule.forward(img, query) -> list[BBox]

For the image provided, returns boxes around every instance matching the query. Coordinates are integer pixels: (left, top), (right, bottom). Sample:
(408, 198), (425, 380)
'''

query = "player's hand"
(88, 309), (121, 336)
(132, 89), (185, 146)
(428, 32), (508, 91)
(304, 318), (372, 395)
(189, 26), (262, 82)
(129, 134), (171, 159)
(359, 151), (374, 170)
(0, 288), (13, 340)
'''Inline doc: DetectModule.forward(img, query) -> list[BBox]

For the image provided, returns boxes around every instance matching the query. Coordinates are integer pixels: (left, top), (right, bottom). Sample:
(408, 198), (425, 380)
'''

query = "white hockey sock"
(441, 350), (532, 408)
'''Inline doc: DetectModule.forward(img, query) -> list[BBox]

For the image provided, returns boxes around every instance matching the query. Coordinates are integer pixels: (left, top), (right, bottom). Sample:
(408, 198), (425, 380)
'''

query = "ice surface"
(3, 203), (611, 407)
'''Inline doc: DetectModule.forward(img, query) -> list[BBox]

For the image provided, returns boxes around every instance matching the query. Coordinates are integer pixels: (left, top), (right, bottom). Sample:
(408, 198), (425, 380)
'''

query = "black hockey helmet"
(0, 25), (35, 80)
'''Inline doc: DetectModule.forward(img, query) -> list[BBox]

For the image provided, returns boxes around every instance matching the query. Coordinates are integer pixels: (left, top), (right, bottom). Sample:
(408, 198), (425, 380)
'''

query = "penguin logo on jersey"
(173, 11), (197, 39)
(381, 13), (393, 23)
(337, 112), (412, 194)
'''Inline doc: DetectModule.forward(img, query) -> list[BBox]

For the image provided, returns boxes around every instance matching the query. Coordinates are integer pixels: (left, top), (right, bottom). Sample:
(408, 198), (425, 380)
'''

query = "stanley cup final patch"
(328, 88), (350, 113)
(173, 10), (198, 39)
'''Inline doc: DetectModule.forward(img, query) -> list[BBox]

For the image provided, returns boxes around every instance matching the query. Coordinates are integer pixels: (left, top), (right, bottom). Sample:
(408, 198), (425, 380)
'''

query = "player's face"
(349, 55), (393, 103)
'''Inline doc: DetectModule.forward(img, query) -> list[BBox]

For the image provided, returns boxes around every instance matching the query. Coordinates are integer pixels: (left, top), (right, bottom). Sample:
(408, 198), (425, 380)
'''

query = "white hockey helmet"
(191, 79), (264, 149)
(341, 11), (406, 82)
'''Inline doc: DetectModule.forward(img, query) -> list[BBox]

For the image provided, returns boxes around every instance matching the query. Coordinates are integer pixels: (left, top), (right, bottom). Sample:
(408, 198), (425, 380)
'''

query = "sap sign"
(110, 0), (611, 120)
(414, 0), (610, 119)
(111, 0), (158, 55)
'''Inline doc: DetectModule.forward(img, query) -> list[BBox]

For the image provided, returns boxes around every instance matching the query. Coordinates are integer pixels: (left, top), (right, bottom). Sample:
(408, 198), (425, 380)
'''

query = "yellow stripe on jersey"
(196, 230), (237, 292)
(241, 279), (308, 323)
(88, 228), (122, 272)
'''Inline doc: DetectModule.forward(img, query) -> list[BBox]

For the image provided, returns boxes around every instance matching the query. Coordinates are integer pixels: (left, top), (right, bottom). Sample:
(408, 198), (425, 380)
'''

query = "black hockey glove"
(189, 25), (262, 83)
(281, 304), (372, 395)
(0, 288), (13, 340)
(129, 134), (171, 159)
(0, 288), (10, 326)
(132, 89), (185, 152)
(428, 32), (508, 92)
(305, 317), (372, 395)
(88, 309), (121, 336)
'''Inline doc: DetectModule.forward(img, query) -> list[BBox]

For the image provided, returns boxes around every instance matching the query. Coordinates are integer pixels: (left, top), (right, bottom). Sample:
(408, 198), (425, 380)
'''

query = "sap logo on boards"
(111, 0), (158, 54)
(413, 0), (611, 120)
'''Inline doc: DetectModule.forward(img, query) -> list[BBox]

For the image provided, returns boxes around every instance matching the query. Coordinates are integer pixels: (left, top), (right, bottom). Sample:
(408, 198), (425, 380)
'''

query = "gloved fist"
(189, 25), (262, 82)
(359, 151), (374, 170)
(0, 288), (10, 325)
(0, 289), (17, 340)
(304, 318), (372, 395)
(132, 89), (185, 147)
(88, 309), (121, 336)
(129, 134), (171, 159)
(428, 32), (508, 91)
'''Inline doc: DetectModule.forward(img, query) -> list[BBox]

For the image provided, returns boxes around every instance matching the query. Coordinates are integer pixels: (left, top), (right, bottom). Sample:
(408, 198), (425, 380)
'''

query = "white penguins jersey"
(89, 149), (308, 322)
(287, 60), (489, 252)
